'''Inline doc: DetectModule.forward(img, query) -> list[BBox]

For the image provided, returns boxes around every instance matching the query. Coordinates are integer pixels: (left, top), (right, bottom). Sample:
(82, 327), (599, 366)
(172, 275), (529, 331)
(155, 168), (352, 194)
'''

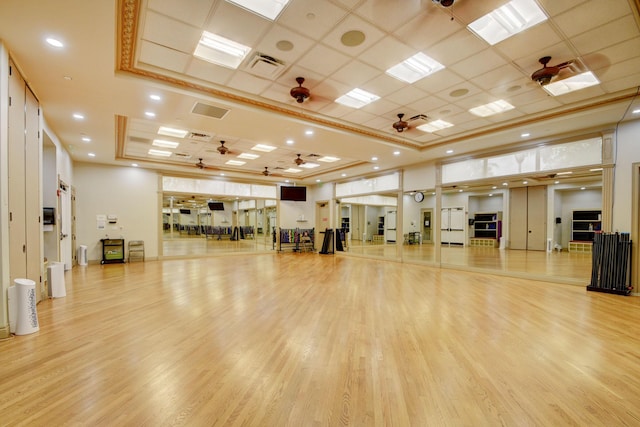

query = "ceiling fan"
(217, 140), (231, 155)
(294, 154), (306, 166)
(195, 158), (215, 170)
(262, 166), (282, 177)
(531, 56), (575, 86)
(290, 77), (310, 103)
(392, 113), (428, 133)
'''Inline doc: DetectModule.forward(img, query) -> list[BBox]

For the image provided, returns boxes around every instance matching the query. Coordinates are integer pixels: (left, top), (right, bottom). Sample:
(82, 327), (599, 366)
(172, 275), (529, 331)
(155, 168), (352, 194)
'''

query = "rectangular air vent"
(245, 53), (286, 79)
(188, 131), (212, 142)
(173, 153), (192, 160)
(191, 102), (229, 120)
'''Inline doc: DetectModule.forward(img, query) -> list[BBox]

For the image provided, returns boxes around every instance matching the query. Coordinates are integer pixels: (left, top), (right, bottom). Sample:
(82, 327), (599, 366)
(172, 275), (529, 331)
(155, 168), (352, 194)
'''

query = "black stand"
(319, 229), (334, 254)
(587, 232), (633, 295)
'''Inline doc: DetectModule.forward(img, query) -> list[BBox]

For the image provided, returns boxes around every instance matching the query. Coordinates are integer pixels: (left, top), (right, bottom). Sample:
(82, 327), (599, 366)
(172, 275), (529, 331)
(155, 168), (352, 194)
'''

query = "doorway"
(421, 209), (433, 243)
(509, 186), (547, 250)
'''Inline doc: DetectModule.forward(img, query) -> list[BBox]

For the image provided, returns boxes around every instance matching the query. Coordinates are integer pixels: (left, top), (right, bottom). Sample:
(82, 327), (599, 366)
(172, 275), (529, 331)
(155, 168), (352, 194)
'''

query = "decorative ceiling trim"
(116, 0), (420, 150)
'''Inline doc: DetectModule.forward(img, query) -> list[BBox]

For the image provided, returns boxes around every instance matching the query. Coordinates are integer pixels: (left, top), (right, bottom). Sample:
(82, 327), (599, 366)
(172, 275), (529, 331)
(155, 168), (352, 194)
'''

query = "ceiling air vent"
(191, 102), (229, 120)
(188, 131), (213, 142)
(174, 153), (192, 160)
(245, 53), (286, 79)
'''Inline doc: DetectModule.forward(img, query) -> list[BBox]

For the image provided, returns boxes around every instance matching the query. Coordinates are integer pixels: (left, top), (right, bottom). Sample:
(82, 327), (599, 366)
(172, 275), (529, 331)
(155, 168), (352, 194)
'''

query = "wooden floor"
(2, 254), (640, 425)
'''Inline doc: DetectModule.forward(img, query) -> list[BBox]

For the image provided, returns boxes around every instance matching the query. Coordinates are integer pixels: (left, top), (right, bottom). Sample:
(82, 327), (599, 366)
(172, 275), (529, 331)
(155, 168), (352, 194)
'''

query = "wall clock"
(414, 192), (424, 202)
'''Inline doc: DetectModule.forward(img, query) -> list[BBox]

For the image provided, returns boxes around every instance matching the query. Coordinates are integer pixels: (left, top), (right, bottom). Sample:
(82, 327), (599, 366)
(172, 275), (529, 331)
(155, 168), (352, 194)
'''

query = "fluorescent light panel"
(416, 119), (454, 133)
(225, 160), (246, 166)
(469, 100), (515, 117)
(299, 162), (320, 169)
(152, 139), (180, 149)
(283, 168), (302, 173)
(542, 71), (600, 96)
(317, 156), (340, 163)
(158, 126), (188, 138)
(335, 88), (380, 109)
(386, 52), (444, 83)
(251, 144), (277, 152)
(148, 149), (172, 157)
(225, 0), (290, 20)
(194, 31), (251, 69)
(237, 152), (260, 160)
(468, 0), (547, 45)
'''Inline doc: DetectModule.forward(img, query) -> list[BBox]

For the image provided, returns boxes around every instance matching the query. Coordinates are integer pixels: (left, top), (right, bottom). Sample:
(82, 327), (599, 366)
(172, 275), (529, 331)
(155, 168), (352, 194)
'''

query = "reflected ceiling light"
(237, 153), (260, 160)
(318, 156), (340, 162)
(469, 99), (514, 117)
(590, 168), (603, 172)
(88, 153), (96, 157)
(225, 0), (290, 20)
(251, 144), (277, 152)
(225, 160), (246, 166)
(393, 151), (400, 156)
(335, 88), (380, 109)
(158, 126), (188, 138)
(148, 149), (172, 157)
(371, 156), (378, 161)
(131, 163), (139, 167)
(521, 132), (530, 137)
(283, 168), (302, 173)
(633, 109), (640, 114)
(556, 171), (573, 175)
(73, 113), (85, 120)
(373, 166), (380, 170)
(341, 173), (347, 177)
(542, 71), (600, 96)
(417, 119), (453, 133)
(286, 139), (294, 145)
(150, 94), (161, 101)
(81, 136), (91, 143)
(299, 162), (319, 169)
(152, 139), (179, 149)
(468, 0), (547, 45)
(305, 130), (314, 135)
(446, 149), (454, 154)
(194, 31), (251, 69)
(386, 52), (445, 83)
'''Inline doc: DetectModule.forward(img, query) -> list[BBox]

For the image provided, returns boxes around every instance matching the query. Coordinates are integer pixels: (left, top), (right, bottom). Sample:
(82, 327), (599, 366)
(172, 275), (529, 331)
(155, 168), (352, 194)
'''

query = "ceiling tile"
(278, 1), (348, 40)
(358, 36), (417, 72)
(552, 0), (632, 38)
(473, 64), (527, 91)
(412, 69), (465, 95)
(226, 71), (273, 95)
(427, 28), (488, 67)
(385, 85), (429, 106)
(184, 57), (235, 85)
(142, 11), (202, 53)
(252, 24), (316, 64)
(206, 1), (271, 47)
(138, 40), (191, 74)
(449, 49), (507, 80)
(586, 37), (640, 72)
(297, 44), (351, 76)
(570, 15), (640, 54)
(494, 22), (563, 63)
(393, 8), (464, 51)
(360, 97), (401, 117)
(147, 0), (214, 27)
(321, 14), (386, 57)
(355, 0), (427, 33)
(330, 60), (381, 87)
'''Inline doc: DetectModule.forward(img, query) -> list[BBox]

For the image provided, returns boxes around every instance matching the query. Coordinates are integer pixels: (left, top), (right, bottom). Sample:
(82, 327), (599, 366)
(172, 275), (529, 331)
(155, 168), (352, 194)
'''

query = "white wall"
(404, 162), (436, 191)
(74, 163), (159, 262)
(612, 119), (640, 232)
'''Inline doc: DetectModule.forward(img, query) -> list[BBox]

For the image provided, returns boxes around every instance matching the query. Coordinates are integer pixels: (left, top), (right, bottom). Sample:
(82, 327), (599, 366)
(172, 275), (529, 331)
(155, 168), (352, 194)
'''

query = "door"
(71, 187), (77, 266)
(386, 210), (397, 242)
(316, 202), (330, 247)
(421, 209), (432, 243)
(8, 60), (27, 283)
(441, 207), (465, 245)
(509, 187), (528, 249)
(509, 186), (547, 250)
(527, 186), (547, 250)
(59, 180), (72, 270)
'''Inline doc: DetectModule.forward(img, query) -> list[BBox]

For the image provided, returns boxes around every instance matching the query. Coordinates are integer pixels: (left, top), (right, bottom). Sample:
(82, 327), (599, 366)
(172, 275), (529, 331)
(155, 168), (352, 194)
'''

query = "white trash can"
(48, 262), (66, 298)
(13, 278), (39, 335)
(78, 245), (88, 266)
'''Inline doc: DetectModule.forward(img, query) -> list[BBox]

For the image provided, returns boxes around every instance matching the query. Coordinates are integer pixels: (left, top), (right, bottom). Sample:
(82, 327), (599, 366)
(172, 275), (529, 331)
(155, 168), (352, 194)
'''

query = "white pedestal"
(48, 262), (66, 298)
(13, 278), (40, 335)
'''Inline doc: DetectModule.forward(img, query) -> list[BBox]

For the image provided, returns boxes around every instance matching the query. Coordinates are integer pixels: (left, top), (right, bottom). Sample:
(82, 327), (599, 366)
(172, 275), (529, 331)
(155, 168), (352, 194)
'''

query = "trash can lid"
(14, 278), (36, 287)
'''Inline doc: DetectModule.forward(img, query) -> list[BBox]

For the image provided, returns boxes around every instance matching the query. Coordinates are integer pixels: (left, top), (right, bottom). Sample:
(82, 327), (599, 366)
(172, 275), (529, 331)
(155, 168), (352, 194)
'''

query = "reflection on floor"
(163, 235), (592, 285)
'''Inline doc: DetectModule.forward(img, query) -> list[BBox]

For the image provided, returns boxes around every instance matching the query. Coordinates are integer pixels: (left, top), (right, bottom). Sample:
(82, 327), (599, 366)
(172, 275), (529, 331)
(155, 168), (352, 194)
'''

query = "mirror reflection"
(162, 193), (276, 257)
(402, 191), (436, 265)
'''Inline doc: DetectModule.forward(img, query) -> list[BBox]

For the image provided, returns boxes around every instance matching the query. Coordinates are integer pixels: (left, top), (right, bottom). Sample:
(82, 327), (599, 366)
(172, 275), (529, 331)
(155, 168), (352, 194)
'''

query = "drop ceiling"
(1, 0), (639, 184)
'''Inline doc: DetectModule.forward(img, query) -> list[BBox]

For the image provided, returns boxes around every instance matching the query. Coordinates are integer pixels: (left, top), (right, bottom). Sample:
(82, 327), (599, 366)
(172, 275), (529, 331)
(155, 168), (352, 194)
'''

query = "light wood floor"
(3, 254), (639, 425)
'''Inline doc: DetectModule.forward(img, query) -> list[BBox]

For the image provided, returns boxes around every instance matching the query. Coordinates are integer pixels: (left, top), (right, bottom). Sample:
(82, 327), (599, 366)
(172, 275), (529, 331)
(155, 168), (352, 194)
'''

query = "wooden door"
(527, 185), (547, 250)
(25, 87), (42, 296)
(509, 187), (528, 250)
(8, 61), (27, 282)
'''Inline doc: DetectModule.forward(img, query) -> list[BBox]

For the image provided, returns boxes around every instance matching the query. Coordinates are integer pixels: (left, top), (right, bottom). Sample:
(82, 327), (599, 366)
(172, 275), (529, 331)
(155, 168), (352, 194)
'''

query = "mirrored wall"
(162, 194), (277, 257)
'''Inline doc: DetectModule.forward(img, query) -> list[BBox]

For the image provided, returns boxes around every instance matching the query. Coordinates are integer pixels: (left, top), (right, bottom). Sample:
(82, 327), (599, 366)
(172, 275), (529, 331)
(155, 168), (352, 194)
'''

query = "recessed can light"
(46, 37), (64, 48)
(73, 113), (85, 120)
(88, 153), (96, 157)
